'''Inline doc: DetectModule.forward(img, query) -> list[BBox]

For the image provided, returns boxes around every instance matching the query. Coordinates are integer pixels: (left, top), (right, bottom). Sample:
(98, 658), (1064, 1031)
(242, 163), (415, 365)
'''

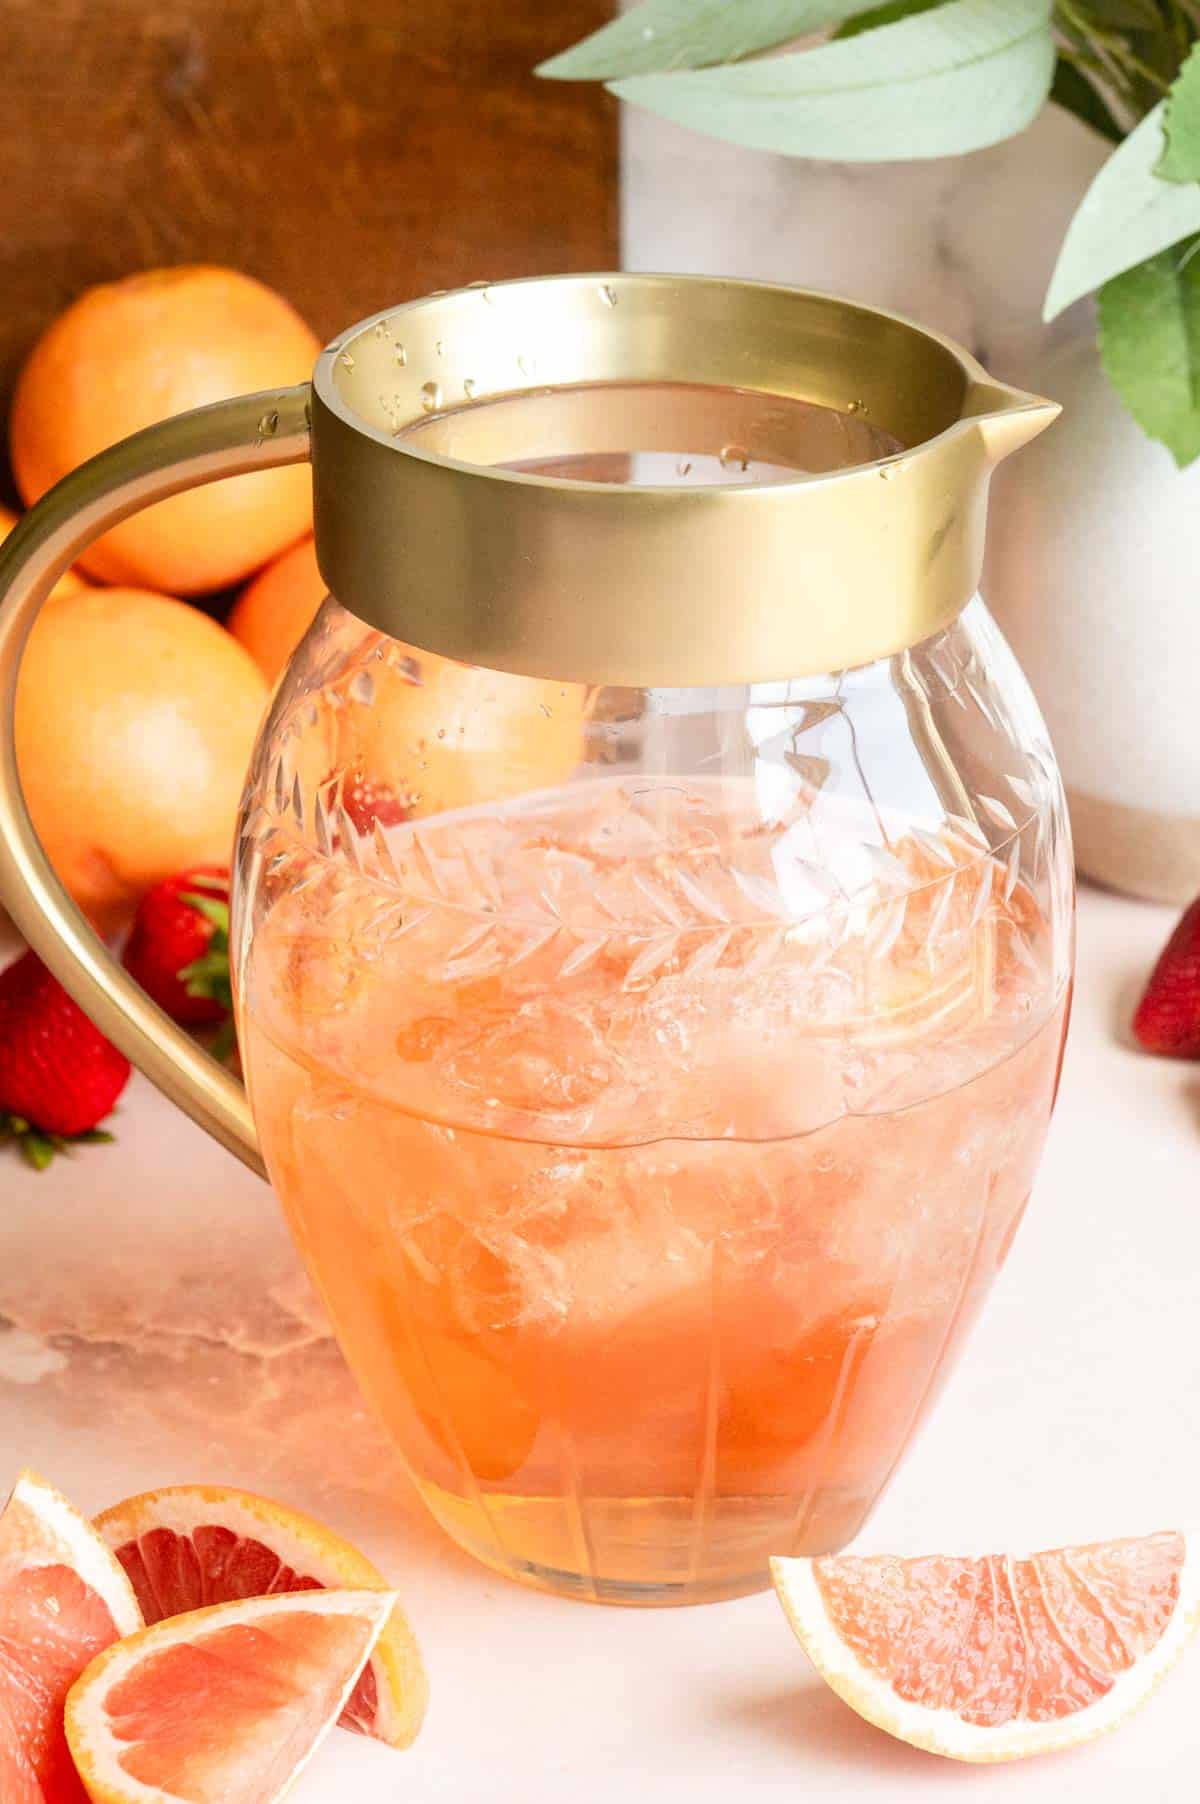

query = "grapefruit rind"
(65, 1587), (397, 1804)
(95, 1483), (428, 1748)
(771, 1538), (1200, 1764)
(4, 1470), (142, 1637)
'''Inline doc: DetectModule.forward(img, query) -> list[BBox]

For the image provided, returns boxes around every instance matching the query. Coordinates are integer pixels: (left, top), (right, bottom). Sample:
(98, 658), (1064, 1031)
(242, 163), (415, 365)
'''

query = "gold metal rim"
(310, 272), (1058, 686)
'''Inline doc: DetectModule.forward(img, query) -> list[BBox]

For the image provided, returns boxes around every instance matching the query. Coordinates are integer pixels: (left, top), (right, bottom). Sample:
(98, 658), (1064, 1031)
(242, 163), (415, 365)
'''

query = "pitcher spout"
(963, 379), (1061, 466)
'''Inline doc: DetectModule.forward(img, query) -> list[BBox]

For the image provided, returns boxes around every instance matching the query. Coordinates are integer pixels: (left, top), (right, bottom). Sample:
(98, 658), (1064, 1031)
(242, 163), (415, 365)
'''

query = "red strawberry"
(123, 867), (232, 1029)
(0, 949), (130, 1168)
(341, 764), (412, 837)
(1133, 895), (1200, 1057)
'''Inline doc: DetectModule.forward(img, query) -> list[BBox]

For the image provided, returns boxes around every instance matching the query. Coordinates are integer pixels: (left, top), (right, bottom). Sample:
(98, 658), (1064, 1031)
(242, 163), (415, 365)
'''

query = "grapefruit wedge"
(65, 1588), (395, 1804)
(772, 1531), (1200, 1762)
(95, 1484), (428, 1748)
(0, 1469), (142, 1804)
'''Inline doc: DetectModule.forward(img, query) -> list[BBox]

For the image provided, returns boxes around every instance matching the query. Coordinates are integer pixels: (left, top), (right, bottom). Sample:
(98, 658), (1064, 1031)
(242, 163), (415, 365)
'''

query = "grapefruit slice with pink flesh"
(65, 1588), (396, 1804)
(0, 1470), (143, 1803)
(94, 1484), (427, 1749)
(773, 1531), (1200, 1762)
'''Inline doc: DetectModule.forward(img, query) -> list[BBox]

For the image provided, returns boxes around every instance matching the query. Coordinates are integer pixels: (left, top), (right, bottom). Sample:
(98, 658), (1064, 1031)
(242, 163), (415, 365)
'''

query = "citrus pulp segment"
(772, 1532), (1200, 1761)
(65, 1588), (397, 1804)
(95, 1483), (427, 1748)
(0, 1470), (142, 1804)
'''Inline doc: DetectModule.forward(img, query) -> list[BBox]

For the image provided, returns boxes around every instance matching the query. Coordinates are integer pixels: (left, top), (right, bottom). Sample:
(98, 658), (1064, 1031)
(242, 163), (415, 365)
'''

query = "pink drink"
(240, 774), (1067, 1602)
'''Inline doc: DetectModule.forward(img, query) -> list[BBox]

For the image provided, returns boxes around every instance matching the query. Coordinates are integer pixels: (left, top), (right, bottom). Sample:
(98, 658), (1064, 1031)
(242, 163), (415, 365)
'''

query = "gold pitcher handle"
(0, 385), (313, 1178)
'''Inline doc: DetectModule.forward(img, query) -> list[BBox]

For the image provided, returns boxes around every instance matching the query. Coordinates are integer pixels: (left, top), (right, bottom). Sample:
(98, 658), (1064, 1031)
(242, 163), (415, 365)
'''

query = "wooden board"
(0, 0), (617, 480)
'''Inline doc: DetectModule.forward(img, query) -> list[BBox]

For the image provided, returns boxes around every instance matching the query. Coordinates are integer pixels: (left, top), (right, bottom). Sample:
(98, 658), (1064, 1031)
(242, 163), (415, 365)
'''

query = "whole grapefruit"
(10, 266), (319, 594)
(228, 535), (327, 684)
(16, 588), (268, 933)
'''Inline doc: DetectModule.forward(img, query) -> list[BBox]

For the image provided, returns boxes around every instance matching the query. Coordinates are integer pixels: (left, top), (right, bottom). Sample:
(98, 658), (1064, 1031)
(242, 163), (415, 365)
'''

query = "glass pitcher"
(0, 275), (1072, 1605)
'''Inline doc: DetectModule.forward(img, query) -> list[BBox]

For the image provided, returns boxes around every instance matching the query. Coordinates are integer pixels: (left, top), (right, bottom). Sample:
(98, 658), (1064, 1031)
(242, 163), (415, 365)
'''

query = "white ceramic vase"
(620, 87), (1188, 899)
(986, 314), (1200, 905)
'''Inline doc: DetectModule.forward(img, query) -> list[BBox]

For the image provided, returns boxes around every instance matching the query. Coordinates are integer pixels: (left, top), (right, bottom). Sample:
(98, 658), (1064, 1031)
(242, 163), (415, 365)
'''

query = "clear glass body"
(232, 383), (1073, 1603)
(233, 602), (1071, 1605)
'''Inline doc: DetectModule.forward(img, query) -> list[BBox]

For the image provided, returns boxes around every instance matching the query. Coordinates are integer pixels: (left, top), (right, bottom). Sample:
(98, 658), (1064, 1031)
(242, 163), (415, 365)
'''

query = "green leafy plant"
(540, 0), (1200, 466)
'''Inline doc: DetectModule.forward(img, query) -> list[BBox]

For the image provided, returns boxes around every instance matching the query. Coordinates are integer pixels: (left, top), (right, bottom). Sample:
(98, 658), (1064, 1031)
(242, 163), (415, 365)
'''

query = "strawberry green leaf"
(181, 951), (233, 1011)
(2, 1111), (118, 1169)
(179, 888), (232, 1012)
(537, 1), (881, 81)
(1098, 241), (1200, 468)
(181, 893), (230, 935)
(1159, 44), (1200, 184)
(19, 1132), (57, 1172)
(607, 0), (1054, 163)
(3, 1115), (57, 1169)
(209, 1016), (238, 1064)
(181, 951), (231, 984)
(1046, 103), (1200, 319)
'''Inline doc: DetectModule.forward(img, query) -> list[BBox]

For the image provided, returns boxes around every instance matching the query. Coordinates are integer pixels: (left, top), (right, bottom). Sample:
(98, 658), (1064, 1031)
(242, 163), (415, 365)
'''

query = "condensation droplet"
(394, 342), (408, 367)
(463, 377), (477, 399)
(676, 459), (693, 477)
(539, 702), (552, 718)
(847, 398), (867, 415)
(374, 320), (391, 340)
(349, 670), (375, 705)
(435, 339), (445, 358)
(517, 354), (535, 378)
(599, 283), (618, 308)
(256, 410), (279, 437)
(421, 380), (442, 413)
(339, 350), (356, 371)
(436, 727), (446, 739)
(719, 444), (750, 472)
